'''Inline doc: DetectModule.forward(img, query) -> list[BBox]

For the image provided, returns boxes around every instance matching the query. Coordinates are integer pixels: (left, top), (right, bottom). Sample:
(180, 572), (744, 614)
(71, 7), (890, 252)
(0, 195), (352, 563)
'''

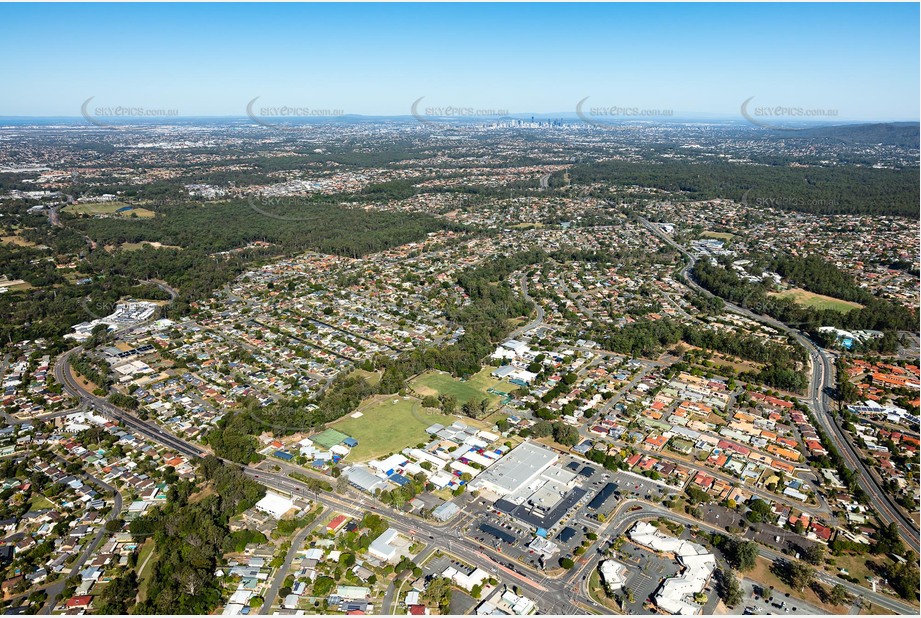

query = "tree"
(422, 576), (452, 613)
(776, 560), (814, 592)
(96, 571), (138, 614)
(829, 583), (848, 606)
(871, 522), (905, 556)
(461, 399), (482, 418)
(745, 499), (773, 523)
(552, 423), (580, 447)
(531, 420), (552, 438)
(722, 536), (758, 572)
(422, 395), (439, 408)
(803, 544), (824, 566)
(439, 394), (457, 415)
(560, 557), (575, 569)
(335, 473), (350, 494)
(313, 575), (336, 597)
(105, 518), (124, 533)
(714, 568), (743, 607)
(887, 558), (920, 601)
(684, 486), (710, 505)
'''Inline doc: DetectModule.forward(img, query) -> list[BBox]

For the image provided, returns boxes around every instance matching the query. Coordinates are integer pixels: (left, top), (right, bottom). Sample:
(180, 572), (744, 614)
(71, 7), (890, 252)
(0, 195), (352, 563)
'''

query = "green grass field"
(409, 367), (514, 407)
(351, 368), (382, 387)
(701, 231), (735, 241)
(770, 288), (863, 313)
(65, 202), (155, 218)
(136, 539), (157, 603)
(330, 396), (459, 462)
(29, 494), (54, 509)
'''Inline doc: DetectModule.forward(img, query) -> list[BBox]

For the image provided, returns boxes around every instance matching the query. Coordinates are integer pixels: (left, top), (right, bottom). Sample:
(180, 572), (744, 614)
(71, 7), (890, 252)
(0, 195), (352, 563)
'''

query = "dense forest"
(554, 159), (919, 216)
(0, 195), (453, 342)
(586, 317), (809, 392)
(692, 259), (917, 334)
(66, 198), (450, 257)
(787, 122), (920, 148)
(769, 255), (878, 305)
(126, 457), (265, 614)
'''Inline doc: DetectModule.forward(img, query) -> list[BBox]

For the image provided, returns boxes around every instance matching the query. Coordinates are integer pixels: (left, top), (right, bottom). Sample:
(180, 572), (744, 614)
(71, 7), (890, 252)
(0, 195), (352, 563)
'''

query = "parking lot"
(609, 470), (677, 502)
(464, 456), (615, 569)
(699, 504), (819, 555)
(741, 579), (826, 615)
(468, 516), (555, 570)
(463, 456), (681, 575)
(615, 541), (681, 613)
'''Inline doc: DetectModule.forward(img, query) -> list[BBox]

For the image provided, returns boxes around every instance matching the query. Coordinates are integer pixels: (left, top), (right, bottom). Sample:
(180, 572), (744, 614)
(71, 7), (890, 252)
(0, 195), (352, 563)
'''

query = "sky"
(1, 2), (919, 121)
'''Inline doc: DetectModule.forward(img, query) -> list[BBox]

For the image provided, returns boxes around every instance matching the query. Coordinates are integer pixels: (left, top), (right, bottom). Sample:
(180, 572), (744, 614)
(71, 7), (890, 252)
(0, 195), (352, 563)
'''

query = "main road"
(640, 217), (919, 552)
(509, 273), (545, 339)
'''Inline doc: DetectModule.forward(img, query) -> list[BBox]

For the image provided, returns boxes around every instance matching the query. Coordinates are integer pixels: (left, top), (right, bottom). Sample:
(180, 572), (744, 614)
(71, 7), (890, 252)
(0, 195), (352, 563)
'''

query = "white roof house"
(599, 560), (628, 592)
(254, 492), (295, 519)
(370, 454), (407, 474)
(368, 528), (403, 562)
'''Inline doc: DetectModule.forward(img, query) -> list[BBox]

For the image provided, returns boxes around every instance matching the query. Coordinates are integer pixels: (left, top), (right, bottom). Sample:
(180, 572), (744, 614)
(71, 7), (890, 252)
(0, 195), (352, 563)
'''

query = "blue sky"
(2, 2), (918, 120)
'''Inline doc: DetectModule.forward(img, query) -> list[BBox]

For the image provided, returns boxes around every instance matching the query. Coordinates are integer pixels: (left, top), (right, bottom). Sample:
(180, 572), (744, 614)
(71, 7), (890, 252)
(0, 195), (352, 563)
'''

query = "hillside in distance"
(793, 122), (920, 147)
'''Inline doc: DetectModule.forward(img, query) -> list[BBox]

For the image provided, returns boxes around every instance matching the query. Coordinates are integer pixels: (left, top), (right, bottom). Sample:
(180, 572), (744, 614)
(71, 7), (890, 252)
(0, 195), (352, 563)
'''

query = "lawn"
(351, 368), (382, 387)
(65, 202), (156, 218)
(0, 280), (32, 292)
(862, 601), (896, 615)
(0, 235), (37, 247)
(29, 494), (55, 509)
(330, 395), (460, 462)
(769, 288), (863, 313)
(702, 231), (736, 241)
(409, 366), (514, 408)
(136, 539), (157, 603)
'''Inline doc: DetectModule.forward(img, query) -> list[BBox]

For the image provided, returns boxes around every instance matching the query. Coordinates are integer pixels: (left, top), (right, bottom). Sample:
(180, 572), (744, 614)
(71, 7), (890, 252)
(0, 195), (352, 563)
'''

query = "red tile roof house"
(693, 472), (715, 489)
(326, 514), (349, 533)
(65, 596), (93, 610)
(805, 440), (827, 456)
(808, 522), (834, 544)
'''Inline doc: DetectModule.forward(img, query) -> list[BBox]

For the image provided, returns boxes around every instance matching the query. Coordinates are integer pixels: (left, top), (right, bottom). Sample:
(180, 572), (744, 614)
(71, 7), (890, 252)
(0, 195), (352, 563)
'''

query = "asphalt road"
(259, 506), (329, 614)
(509, 273), (545, 339)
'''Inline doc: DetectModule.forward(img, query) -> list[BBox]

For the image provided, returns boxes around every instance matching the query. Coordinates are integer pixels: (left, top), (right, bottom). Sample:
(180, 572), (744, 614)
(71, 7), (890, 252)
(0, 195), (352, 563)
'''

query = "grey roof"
(469, 441), (558, 495)
(344, 466), (389, 493)
(431, 501), (460, 521)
